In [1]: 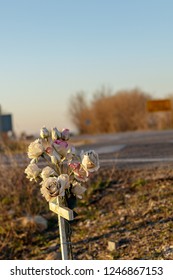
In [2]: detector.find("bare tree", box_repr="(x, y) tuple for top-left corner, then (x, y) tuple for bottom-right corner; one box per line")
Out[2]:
(68, 92), (90, 134)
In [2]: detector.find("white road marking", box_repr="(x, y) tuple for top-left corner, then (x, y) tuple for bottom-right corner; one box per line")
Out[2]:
(100, 158), (173, 163)
(94, 145), (125, 154)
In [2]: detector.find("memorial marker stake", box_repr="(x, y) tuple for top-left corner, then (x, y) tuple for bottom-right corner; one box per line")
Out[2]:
(49, 196), (74, 260)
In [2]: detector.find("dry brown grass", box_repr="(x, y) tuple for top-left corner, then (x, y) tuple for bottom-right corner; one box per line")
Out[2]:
(0, 159), (173, 259)
(0, 138), (28, 154)
(72, 167), (173, 260)
(0, 162), (49, 259)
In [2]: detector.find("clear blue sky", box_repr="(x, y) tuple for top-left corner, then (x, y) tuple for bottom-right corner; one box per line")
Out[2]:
(1, 0), (173, 135)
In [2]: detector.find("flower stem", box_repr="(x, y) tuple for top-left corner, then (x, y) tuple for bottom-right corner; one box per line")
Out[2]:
(42, 153), (61, 175)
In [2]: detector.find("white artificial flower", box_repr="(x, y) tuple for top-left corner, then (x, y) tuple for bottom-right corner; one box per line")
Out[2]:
(24, 163), (41, 181)
(51, 127), (61, 141)
(25, 126), (100, 206)
(40, 166), (57, 180)
(40, 177), (60, 202)
(71, 181), (86, 199)
(40, 174), (70, 201)
(28, 138), (45, 160)
(81, 150), (100, 172)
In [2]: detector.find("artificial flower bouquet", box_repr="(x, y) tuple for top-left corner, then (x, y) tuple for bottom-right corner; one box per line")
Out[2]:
(25, 127), (100, 210)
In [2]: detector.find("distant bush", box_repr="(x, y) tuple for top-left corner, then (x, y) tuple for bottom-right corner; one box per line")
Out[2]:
(69, 88), (152, 134)
(69, 88), (173, 134)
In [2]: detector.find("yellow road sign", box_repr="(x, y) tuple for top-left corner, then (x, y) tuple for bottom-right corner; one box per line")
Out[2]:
(147, 99), (172, 112)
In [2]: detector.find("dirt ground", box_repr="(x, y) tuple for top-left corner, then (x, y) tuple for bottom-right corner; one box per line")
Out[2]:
(71, 166), (173, 260)
(34, 168), (173, 260)
(0, 165), (173, 260)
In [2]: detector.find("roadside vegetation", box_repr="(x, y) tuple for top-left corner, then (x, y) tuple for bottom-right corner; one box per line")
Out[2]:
(0, 138), (28, 154)
(69, 87), (173, 134)
(0, 159), (172, 260)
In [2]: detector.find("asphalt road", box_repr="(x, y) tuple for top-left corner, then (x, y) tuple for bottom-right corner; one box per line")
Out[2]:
(1, 130), (173, 169)
(73, 129), (173, 169)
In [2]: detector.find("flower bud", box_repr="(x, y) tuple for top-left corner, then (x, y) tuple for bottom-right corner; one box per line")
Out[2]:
(40, 126), (49, 139)
(51, 127), (61, 141)
(61, 128), (70, 141)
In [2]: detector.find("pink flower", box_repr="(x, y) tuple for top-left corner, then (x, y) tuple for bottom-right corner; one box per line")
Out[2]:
(46, 146), (52, 154)
(69, 162), (89, 182)
(53, 140), (69, 157)
(69, 162), (80, 170)
(54, 140), (68, 148)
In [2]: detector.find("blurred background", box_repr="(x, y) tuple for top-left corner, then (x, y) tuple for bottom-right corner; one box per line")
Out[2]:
(1, 0), (173, 138)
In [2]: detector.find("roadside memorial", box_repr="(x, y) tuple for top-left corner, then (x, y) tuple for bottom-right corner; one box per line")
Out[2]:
(25, 126), (99, 259)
